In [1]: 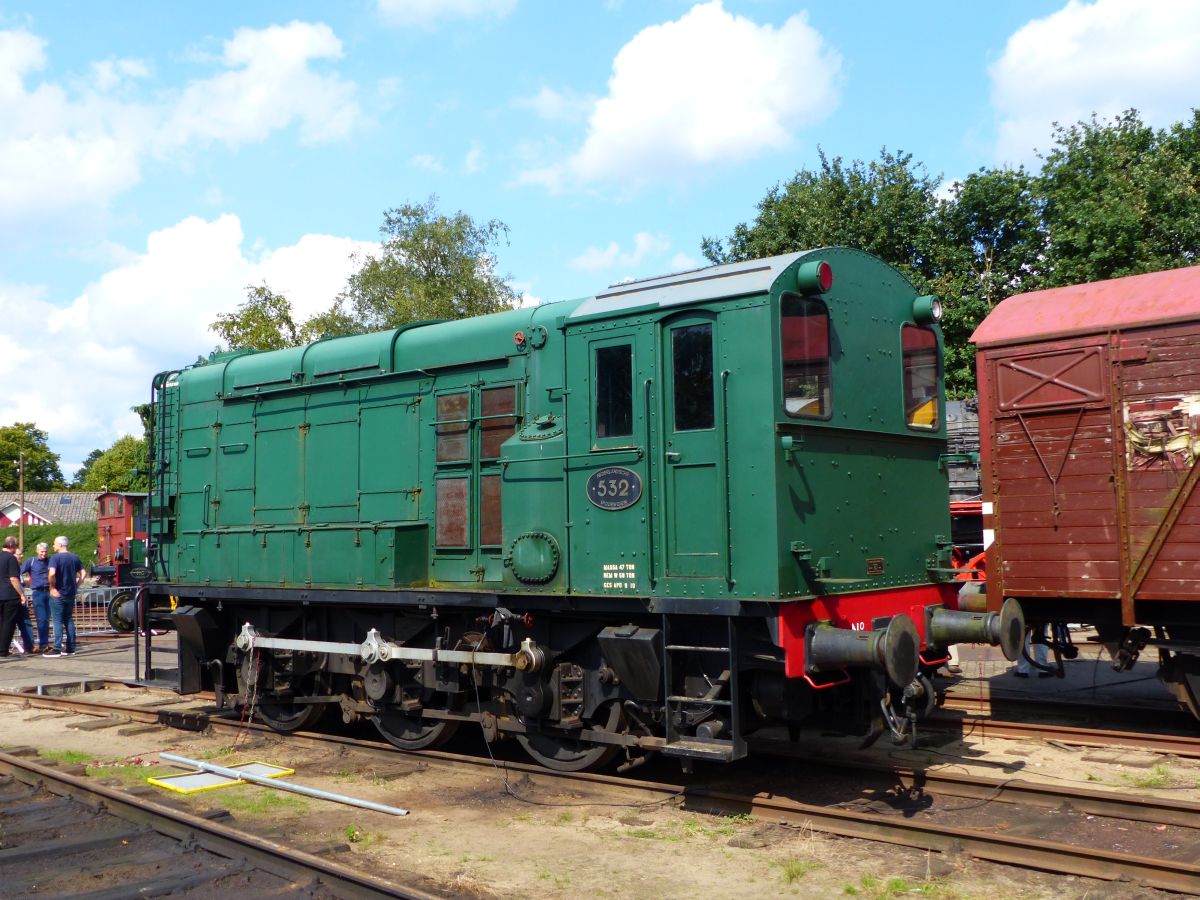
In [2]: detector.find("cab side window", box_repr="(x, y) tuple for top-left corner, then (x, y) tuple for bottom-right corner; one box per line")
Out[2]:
(672, 324), (714, 430)
(902, 324), (940, 429)
(595, 344), (633, 439)
(781, 293), (831, 418)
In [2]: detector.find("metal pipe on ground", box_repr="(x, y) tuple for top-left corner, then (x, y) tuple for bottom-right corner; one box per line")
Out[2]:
(158, 752), (409, 816)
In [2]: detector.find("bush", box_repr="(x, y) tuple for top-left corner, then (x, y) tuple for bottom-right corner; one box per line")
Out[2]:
(1, 522), (99, 561)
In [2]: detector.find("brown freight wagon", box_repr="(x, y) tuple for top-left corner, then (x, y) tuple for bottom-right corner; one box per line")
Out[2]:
(972, 264), (1200, 717)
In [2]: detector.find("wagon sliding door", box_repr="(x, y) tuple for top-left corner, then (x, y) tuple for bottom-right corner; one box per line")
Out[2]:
(987, 341), (1120, 603)
(1116, 325), (1200, 612)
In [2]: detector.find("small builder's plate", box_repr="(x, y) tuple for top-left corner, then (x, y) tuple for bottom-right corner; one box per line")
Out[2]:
(148, 761), (295, 794)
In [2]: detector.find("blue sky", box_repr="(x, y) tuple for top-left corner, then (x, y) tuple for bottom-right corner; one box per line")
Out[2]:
(1, 0), (1198, 476)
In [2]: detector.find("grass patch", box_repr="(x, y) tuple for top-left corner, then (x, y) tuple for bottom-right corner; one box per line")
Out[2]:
(624, 819), (738, 842)
(196, 746), (238, 760)
(778, 860), (823, 883)
(1125, 764), (1171, 789)
(842, 875), (959, 899)
(535, 866), (571, 887)
(41, 749), (95, 766)
(221, 787), (310, 814)
(100, 764), (177, 786)
(626, 828), (672, 841)
(554, 811), (573, 826)
(344, 823), (382, 849)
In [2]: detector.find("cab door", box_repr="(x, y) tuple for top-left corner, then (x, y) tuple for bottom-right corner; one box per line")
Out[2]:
(564, 326), (655, 594)
(660, 313), (727, 579)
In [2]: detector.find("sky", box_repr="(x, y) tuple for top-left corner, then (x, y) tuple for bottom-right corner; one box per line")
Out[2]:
(2, 0), (1199, 478)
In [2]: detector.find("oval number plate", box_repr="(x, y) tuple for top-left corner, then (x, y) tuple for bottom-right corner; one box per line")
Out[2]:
(586, 466), (643, 510)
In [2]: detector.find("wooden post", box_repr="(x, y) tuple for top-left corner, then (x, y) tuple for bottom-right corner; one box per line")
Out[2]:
(17, 451), (24, 554)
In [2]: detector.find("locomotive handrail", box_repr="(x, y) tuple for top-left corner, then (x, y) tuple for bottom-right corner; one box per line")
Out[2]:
(720, 369), (734, 588)
(498, 446), (644, 467)
(644, 378), (657, 588)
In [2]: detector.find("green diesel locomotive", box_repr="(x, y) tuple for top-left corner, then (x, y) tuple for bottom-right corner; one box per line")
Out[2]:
(144, 248), (1020, 770)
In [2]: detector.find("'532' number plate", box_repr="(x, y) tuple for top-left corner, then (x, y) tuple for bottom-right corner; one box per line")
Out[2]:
(585, 466), (643, 510)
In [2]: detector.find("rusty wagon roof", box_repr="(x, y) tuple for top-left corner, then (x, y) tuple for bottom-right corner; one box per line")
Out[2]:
(971, 264), (1200, 349)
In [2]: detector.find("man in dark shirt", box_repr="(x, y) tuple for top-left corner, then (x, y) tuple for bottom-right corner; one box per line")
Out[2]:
(0, 536), (23, 657)
(47, 535), (85, 657)
(20, 542), (51, 653)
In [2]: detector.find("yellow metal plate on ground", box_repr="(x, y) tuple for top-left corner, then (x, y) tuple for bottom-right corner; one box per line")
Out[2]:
(147, 761), (294, 794)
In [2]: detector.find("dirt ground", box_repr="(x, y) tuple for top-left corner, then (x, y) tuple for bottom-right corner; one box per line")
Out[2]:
(2, 689), (1195, 899)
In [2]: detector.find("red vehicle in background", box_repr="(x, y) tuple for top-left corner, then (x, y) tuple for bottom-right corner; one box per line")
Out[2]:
(972, 264), (1200, 717)
(92, 491), (151, 586)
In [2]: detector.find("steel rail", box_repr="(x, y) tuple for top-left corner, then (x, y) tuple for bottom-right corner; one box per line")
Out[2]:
(0, 750), (440, 899)
(751, 741), (1200, 829)
(929, 711), (1200, 759)
(5, 688), (1200, 892)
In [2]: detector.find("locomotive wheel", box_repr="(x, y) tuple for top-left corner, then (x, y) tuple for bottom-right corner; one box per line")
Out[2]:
(373, 703), (461, 751)
(238, 652), (327, 733)
(516, 701), (623, 772)
(256, 695), (327, 732)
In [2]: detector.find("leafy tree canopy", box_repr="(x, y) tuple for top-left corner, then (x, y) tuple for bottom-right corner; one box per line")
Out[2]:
(70, 448), (106, 489)
(78, 435), (148, 492)
(0, 423), (64, 491)
(342, 196), (519, 329)
(212, 284), (307, 352)
(210, 198), (518, 352)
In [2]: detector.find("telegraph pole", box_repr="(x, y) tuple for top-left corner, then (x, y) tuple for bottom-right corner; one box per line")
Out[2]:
(17, 451), (25, 553)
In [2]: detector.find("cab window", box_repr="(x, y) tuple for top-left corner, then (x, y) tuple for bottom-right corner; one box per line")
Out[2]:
(595, 344), (633, 439)
(902, 324), (940, 429)
(781, 294), (830, 418)
(672, 324), (714, 430)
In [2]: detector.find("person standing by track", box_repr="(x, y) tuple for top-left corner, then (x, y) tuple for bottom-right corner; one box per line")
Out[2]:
(20, 542), (51, 654)
(46, 535), (85, 657)
(0, 536), (24, 657)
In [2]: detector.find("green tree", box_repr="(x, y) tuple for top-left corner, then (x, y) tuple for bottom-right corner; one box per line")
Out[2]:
(211, 199), (518, 351)
(70, 448), (106, 488)
(1039, 109), (1200, 286)
(212, 284), (304, 351)
(0, 423), (64, 490)
(342, 196), (519, 329)
(702, 148), (943, 287)
(934, 167), (1048, 394)
(78, 435), (148, 492)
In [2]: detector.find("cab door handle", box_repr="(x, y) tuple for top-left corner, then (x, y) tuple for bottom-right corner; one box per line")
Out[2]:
(665, 451), (682, 463)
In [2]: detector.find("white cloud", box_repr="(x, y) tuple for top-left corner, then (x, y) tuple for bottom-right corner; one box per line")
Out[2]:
(0, 22), (362, 230)
(0, 216), (371, 475)
(520, 1), (841, 191)
(513, 86), (594, 123)
(509, 281), (543, 308)
(378, 0), (516, 28)
(990, 0), (1200, 163)
(669, 252), (699, 272)
(570, 232), (672, 272)
(0, 28), (150, 228)
(90, 58), (150, 92)
(409, 153), (444, 173)
(464, 146), (483, 174)
(163, 21), (360, 148)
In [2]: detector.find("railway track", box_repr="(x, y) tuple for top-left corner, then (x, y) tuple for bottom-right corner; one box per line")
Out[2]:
(3, 685), (1200, 893)
(929, 693), (1200, 758)
(0, 748), (439, 898)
